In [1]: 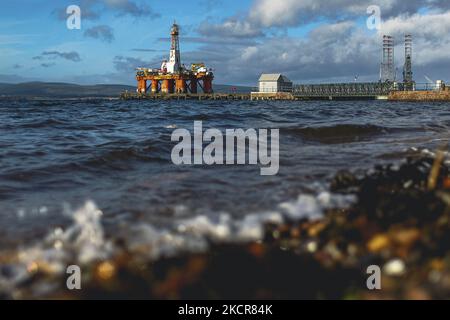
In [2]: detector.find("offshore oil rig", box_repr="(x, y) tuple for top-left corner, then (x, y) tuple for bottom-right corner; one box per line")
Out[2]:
(135, 23), (214, 95)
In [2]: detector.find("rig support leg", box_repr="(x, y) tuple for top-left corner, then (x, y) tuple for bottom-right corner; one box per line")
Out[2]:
(151, 80), (159, 94)
(137, 79), (147, 94)
(168, 80), (175, 94)
(161, 79), (170, 94)
(190, 79), (198, 94)
(203, 77), (213, 94)
(175, 79), (186, 93)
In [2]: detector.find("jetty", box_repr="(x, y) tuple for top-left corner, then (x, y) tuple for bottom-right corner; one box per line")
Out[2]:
(120, 92), (251, 101)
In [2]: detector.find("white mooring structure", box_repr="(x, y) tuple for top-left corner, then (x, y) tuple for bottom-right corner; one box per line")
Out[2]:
(258, 74), (293, 93)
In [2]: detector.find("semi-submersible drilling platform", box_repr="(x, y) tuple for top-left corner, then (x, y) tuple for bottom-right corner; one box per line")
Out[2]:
(135, 23), (214, 96)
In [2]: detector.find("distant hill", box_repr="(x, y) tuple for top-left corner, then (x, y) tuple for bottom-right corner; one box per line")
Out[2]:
(213, 84), (254, 94)
(0, 82), (135, 98)
(0, 82), (253, 98)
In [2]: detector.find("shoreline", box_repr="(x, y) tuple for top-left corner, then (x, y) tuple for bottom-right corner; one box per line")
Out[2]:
(2, 152), (450, 299)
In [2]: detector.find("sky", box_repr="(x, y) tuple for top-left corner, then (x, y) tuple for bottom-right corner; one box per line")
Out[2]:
(1, 0), (450, 86)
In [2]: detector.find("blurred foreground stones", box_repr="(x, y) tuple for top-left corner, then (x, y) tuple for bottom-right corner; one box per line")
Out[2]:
(3, 156), (450, 299)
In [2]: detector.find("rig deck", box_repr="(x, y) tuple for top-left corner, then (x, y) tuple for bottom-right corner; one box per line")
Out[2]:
(120, 92), (252, 101)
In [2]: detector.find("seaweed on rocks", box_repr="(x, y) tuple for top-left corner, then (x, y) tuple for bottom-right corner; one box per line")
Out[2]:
(331, 157), (450, 226)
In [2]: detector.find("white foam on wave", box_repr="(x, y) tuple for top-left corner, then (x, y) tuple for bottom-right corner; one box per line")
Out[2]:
(175, 210), (284, 243)
(0, 192), (356, 296)
(125, 224), (207, 260)
(279, 192), (356, 220)
(124, 211), (284, 261)
(122, 191), (356, 262)
(0, 200), (112, 296)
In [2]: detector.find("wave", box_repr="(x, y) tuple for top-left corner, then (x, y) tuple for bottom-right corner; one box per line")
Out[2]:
(85, 146), (168, 167)
(32, 101), (65, 107)
(282, 124), (393, 144)
(0, 140), (170, 183)
(0, 191), (356, 296)
(19, 119), (68, 129)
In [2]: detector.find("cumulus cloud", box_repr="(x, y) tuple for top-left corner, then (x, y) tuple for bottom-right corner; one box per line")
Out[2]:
(54, 0), (160, 21)
(41, 63), (56, 68)
(113, 56), (149, 72)
(101, 0), (159, 18)
(218, 23), (375, 83)
(42, 51), (82, 62)
(131, 48), (159, 52)
(84, 25), (115, 43)
(198, 19), (264, 38)
(200, 0), (450, 39)
(380, 11), (450, 40)
(252, 0), (450, 27)
(198, 0), (224, 12)
(158, 36), (257, 46)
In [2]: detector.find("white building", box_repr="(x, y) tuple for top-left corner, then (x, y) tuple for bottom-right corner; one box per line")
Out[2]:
(258, 74), (293, 93)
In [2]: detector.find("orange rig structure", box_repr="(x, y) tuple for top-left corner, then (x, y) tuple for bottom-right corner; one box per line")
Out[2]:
(136, 23), (214, 95)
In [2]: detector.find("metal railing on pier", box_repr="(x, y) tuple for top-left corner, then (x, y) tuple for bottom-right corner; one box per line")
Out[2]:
(293, 82), (393, 97)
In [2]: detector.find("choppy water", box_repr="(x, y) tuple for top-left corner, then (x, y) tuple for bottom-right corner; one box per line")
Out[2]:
(0, 98), (450, 259)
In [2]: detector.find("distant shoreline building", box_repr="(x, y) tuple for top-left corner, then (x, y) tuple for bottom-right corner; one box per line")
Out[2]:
(258, 74), (293, 93)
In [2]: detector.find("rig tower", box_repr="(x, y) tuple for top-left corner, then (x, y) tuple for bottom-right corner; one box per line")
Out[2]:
(380, 35), (395, 82)
(403, 34), (414, 90)
(167, 23), (181, 74)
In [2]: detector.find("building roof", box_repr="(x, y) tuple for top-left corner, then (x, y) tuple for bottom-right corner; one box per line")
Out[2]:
(259, 74), (292, 83)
